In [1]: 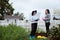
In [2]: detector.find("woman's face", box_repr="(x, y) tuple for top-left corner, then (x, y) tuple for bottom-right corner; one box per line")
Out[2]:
(45, 10), (48, 15)
(33, 12), (36, 16)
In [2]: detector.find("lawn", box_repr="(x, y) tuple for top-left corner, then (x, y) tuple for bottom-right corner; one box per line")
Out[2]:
(0, 24), (47, 40)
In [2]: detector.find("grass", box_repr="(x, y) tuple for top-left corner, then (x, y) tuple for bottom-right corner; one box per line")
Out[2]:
(0, 24), (47, 40)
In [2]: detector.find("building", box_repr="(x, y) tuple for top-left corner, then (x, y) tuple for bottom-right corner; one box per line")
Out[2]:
(0, 15), (23, 25)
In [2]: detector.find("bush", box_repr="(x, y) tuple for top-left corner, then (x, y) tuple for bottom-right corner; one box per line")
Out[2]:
(0, 24), (47, 40)
(0, 24), (29, 40)
(49, 25), (60, 40)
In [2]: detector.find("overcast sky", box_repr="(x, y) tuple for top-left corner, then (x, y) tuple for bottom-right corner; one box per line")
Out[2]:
(9, 0), (60, 19)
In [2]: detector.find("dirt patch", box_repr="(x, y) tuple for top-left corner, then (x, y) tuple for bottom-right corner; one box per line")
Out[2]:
(35, 33), (47, 37)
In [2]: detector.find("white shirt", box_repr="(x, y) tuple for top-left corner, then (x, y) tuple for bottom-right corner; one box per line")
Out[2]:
(29, 13), (40, 23)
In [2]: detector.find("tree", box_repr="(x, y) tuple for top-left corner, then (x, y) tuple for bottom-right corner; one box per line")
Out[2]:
(19, 13), (25, 20)
(0, 0), (14, 20)
(14, 12), (19, 16)
(14, 12), (25, 20)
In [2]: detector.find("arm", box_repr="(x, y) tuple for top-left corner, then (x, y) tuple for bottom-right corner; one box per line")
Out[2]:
(35, 19), (39, 21)
(29, 16), (37, 22)
(53, 17), (60, 20)
(30, 17), (39, 22)
(45, 14), (51, 21)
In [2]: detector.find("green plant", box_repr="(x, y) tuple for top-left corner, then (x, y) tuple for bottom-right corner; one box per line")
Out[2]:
(0, 24), (47, 40)
(49, 25), (60, 40)
(0, 24), (29, 40)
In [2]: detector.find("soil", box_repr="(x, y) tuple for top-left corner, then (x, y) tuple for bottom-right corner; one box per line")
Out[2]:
(35, 33), (47, 37)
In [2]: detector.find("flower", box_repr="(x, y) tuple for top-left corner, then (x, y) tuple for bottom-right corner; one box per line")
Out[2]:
(37, 35), (47, 39)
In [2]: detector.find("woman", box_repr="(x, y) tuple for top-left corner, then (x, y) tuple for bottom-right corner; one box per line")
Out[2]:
(43, 9), (51, 36)
(30, 10), (39, 39)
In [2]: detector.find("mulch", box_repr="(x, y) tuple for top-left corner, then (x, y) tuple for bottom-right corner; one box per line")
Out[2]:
(35, 33), (47, 37)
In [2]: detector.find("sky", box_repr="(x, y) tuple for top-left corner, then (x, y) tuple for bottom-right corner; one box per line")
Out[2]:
(9, 0), (60, 19)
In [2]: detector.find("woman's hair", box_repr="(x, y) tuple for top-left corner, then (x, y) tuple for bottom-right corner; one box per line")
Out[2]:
(46, 9), (50, 14)
(32, 10), (37, 16)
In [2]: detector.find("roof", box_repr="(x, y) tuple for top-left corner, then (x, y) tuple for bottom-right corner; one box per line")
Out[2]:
(4, 15), (20, 19)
